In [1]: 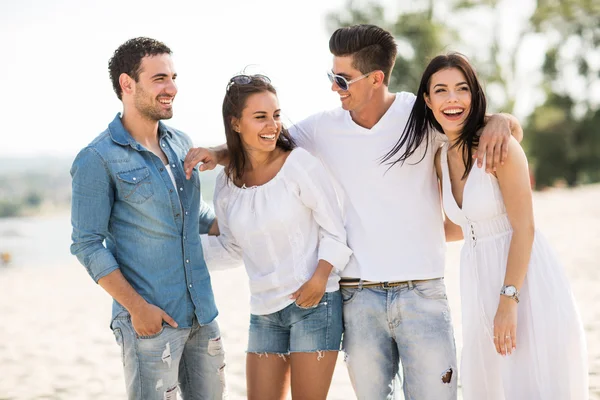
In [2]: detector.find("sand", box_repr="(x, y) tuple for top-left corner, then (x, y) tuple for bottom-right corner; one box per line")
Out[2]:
(0, 184), (598, 399)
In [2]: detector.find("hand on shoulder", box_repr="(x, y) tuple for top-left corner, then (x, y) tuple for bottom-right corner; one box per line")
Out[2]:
(494, 137), (528, 179)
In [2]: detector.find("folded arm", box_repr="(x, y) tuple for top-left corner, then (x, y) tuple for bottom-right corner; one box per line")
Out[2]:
(290, 154), (353, 307)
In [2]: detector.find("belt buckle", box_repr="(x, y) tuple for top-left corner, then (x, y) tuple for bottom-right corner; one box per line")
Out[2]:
(382, 281), (391, 289)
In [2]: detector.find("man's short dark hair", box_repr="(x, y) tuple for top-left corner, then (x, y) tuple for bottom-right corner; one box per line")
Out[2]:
(329, 24), (397, 86)
(108, 37), (172, 100)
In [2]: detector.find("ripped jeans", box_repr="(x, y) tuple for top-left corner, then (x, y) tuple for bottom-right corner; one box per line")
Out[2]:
(111, 314), (226, 400)
(341, 279), (457, 400)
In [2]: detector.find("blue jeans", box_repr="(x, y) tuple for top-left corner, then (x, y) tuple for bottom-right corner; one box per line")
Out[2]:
(247, 291), (343, 354)
(341, 278), (457, 400)
(111, 314), (226, 400)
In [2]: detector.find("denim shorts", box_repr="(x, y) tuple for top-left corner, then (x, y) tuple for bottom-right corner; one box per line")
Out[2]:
(247, 290), (343, 354)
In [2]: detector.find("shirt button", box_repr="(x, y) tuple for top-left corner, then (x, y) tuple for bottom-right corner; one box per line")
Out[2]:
(160, 167), (164, 172)
(185, 211), (188, 215)
(179, 187), (183, 191)
(170, 189), (173, 193)
(175, 213), (180, 217)
(172, 164), (176, 168)
(162, 143), (166, 147)
(132, 177), (136, 181)
(186, 259), (190, 263)
(189, 284), (192, 288)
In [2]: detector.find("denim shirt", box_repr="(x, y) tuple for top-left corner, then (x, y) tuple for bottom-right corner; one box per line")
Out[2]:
(70, 113), (218, 328)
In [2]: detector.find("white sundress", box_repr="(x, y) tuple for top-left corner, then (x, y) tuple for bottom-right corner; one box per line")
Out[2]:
(439, 143), (588, 400)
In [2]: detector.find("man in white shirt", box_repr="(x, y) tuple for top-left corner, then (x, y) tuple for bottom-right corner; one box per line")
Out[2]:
(185, 24), (522, 400)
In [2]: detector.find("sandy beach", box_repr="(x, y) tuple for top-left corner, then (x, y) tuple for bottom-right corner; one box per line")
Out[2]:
(1, 184), (599, 399)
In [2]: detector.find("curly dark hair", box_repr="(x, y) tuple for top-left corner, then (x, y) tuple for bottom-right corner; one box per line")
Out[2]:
(108, 37), (172, 100)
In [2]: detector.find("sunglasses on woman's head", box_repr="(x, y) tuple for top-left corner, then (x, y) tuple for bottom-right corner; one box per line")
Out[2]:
(227, 74), (271, 91)
(327, 70), (377, 91)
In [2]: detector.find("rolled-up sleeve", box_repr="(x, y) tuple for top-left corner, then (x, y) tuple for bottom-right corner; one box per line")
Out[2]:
(198, 194), (216, 235)
(70, 147), (119, 282)
(292, 152), (352, 272)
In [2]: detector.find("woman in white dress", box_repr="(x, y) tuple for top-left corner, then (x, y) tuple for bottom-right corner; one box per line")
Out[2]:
(385, 53), (588, 399)
(196, 74), (352, 400)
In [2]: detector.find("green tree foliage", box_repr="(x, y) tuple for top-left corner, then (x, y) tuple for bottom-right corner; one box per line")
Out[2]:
(525, 95), (580, 187)
(451, 0), (531, 114)
(526, 0), (600, 187)
(25, 192), (43, 208)
(0, 201), (22, 218)
(327, 0), (600, 187)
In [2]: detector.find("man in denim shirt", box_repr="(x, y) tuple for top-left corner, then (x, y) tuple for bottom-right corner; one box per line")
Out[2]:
(70, 38), (225, 400)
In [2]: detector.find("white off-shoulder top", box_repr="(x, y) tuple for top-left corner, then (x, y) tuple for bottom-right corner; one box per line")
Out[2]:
(202, 148), (352, 315)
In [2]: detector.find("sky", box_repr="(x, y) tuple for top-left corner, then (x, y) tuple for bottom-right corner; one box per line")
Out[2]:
(0, 0), (558, 158)
(0, 0), (349, 157)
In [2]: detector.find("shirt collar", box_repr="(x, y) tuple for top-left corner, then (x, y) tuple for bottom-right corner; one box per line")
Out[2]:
(108, 113), (173, 147)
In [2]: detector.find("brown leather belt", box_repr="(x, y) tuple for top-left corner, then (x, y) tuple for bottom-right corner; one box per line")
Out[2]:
(339, 278), (431, 289)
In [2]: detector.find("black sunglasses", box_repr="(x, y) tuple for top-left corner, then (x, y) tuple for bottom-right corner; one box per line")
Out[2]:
(227, 74), (271, 91)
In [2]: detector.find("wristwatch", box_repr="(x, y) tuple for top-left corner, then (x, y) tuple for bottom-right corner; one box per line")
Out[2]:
(500, 285), (520, 303)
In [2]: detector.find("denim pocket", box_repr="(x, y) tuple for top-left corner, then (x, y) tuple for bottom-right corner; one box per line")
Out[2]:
(340, 287), (359, 305)
(413, 279), (448, 300)
(112, 327), (125, 365)
(294, 292), (329, 309)
(116, 166), (154, 204)
(137, 325), (166, 340)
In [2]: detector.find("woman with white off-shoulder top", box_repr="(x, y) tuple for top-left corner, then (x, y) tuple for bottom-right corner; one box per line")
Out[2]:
(197, 74), (351, 400)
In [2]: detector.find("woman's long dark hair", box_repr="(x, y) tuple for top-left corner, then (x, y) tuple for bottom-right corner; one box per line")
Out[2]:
(382, 53), (487, 178)
(222, 76), (296, 182)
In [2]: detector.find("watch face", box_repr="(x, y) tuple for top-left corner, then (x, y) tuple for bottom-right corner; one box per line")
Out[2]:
(504, 286), (517, 296)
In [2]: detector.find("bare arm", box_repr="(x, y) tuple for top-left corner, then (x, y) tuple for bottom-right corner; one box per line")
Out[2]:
(492, 137), (535, 356)
(476, 113), (524, 173)
(434, 148), (464, 242)
(499, 113), (523, 143)
(184, 144), (229, 179)
(208, 219), (220, 236)
(98, 270), (178, 336)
